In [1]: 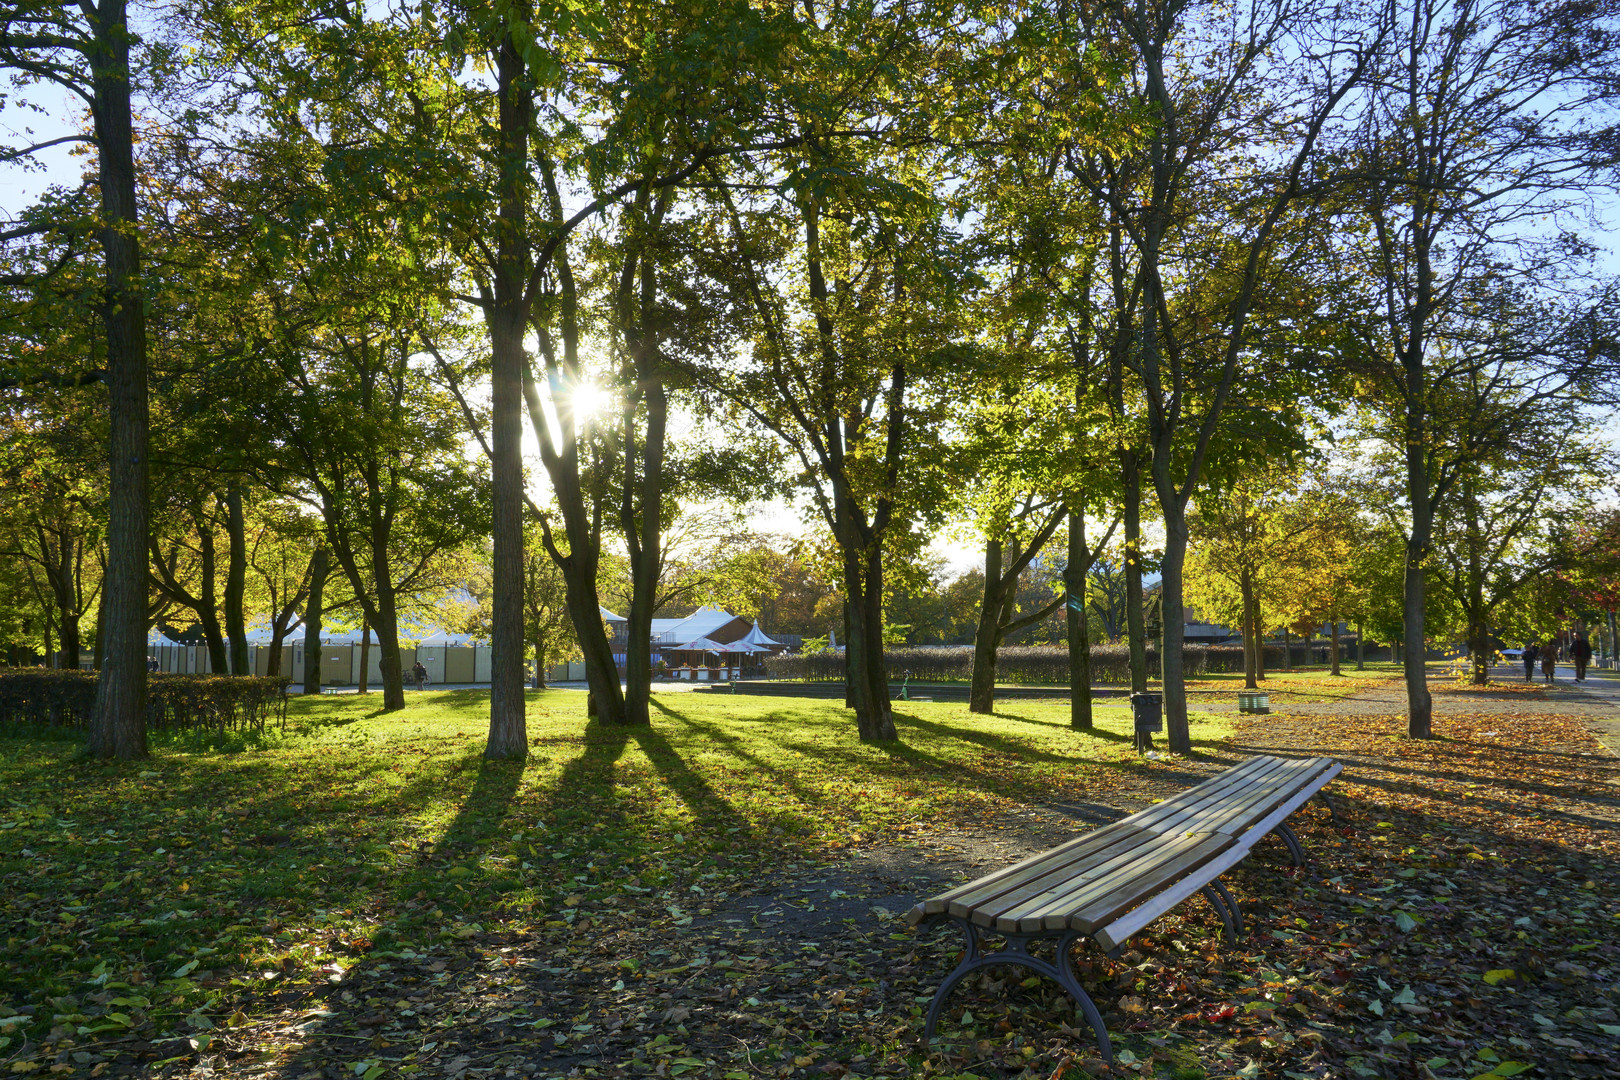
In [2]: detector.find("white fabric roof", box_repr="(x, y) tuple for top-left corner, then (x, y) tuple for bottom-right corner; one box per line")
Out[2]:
(652, 606), (738, 642)
(740, 622), (780, 647)
(600, 606), (627, 623)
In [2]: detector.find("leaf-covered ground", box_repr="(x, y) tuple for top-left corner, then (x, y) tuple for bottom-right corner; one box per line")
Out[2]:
(3, 674), (1616, 1080)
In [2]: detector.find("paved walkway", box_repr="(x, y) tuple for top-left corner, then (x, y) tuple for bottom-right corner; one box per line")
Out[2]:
(1566, 665), (1620, 759)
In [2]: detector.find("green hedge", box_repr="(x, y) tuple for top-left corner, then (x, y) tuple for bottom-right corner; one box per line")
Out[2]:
(761, 643), (1272, 684)
(0, 670), (289, 735)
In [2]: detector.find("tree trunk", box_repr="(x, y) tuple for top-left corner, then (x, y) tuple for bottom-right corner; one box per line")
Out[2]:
(1066, 507), (1093, 730)
(1158, 509), (1192, 753)
(196, 526), (228, 674)
(225, 485), (249, 675)
(1356, 620), (1365, 670)
(1468, 616), (1490, 685)
(1283, 626), (1292, 671)
(366, 521), (407, 711)
(1608, 609), (1617, 667)
(969, 539), (1007, 714)
(1241, 571), (1258, 689)
(1330, 613), (1342, 676)
(534, 639), (546, 689)
(842, 599), (854, 710)
(619, 203), (670, 730)
(92, 588), (106, 671)
(88, 0), (149, 760)
(482, 26), (531, 754)
(838, 530), (895, 740)
(302, 547), (328, 695)
(358, 618), (370, 694)
(1122, 450), (1148, 694)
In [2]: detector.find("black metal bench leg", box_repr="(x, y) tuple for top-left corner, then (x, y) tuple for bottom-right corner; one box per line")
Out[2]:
(1273, 823), (1307, 867)
(1314, 790), (1339, 823)
(921, 922), (1112, 1063)
(1199, 884), (1238, 946)
(1210, 879), (1244, 941)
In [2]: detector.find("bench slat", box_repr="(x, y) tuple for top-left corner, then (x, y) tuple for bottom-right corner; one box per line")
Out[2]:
(995, 831), (1225, 933)
(1161, 757), (1321, 835)
(1067, 833), (1236, 933)
(946, 828), (1151, 923)
(1137, 757), (1302, 835)
(1198, 759), (1336, 836)
(907, 817), (1143, 924)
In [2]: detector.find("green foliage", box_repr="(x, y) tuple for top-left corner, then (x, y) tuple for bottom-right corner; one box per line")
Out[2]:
(0, 672), (288, 737)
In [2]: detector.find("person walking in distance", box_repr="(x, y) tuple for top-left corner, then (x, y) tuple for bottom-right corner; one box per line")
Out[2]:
(412, 659), (429, 690)
(1523, 642), (1538, 682)
(1572, 633), (1593, 683)
(1541, 639), (1558, 683)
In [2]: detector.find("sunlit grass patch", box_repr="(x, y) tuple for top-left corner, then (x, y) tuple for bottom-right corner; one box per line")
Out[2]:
(0, 690), (1231, 1049)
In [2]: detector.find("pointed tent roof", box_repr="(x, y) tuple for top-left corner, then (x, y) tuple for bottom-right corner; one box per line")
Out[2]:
(740, 622), (780, 647)
(600, 607), (628, 624)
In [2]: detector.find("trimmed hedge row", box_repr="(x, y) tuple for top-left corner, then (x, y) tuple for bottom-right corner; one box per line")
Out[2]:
(0, 670), (289, 735)
(761, 642), (1337, 685)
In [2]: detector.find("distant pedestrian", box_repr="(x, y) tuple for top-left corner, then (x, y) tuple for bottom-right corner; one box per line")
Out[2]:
(1523, 643), (1538, 682)
(412, 660), (429, 689)
(1541, 642), (1557, 683)
(146, 655), (159, 673)
(1572, 634), (1593, 682)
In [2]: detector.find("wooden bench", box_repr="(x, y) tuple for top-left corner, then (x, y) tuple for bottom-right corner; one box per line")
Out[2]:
(906, 754), (1341, 1061)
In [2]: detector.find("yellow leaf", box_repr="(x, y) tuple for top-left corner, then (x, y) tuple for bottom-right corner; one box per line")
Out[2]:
(1482, 969), (1516, 985)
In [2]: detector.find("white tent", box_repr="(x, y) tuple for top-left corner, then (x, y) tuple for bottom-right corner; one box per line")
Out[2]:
(740, 622), (780, 648)
(415, 630), (482, 646)
(672, 636), (749, 654)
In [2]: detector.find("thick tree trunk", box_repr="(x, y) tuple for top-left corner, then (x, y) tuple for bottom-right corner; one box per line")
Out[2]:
(267, 629), (284, 677)
(302, 547), (328, 694)
(483, 28), (531, 755)
(88, 0), (149, 760)
(1158, 510), (1192, 753)
(841, 537), (896, 741)
(1122, 451), (1148, 694)
(534, 639), (546, 689)
(1066, 507), (1093, 730)
(969, 539), (1006, 714)
(358, 618), (370, 695)
(225, 485), (249, 675)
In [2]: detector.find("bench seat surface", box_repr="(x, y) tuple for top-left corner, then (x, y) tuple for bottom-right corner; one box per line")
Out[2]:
(908, 755), (1338, 935)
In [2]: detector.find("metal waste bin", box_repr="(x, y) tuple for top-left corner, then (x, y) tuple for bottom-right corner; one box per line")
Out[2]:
(1130, 692), (1163, 733)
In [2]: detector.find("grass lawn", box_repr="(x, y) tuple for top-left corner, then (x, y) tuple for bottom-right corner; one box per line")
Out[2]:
(0, 691), (1232, 1074)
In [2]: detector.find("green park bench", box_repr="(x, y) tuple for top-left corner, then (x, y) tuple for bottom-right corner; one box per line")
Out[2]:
(906, 754), (1342, 1062)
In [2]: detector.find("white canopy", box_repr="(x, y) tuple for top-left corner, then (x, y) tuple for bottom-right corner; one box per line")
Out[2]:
(740, 622), (780, 648)
(672, 636), (750, 654)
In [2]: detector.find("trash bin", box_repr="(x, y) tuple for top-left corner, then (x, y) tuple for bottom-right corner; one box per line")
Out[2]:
(1130, 693), (1163, 733)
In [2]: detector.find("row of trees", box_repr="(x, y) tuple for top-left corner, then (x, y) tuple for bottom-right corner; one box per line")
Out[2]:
(2, 0), (1617, 757)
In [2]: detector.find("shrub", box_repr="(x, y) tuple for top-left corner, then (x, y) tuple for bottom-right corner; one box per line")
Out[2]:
(0, 671), (289, 736)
